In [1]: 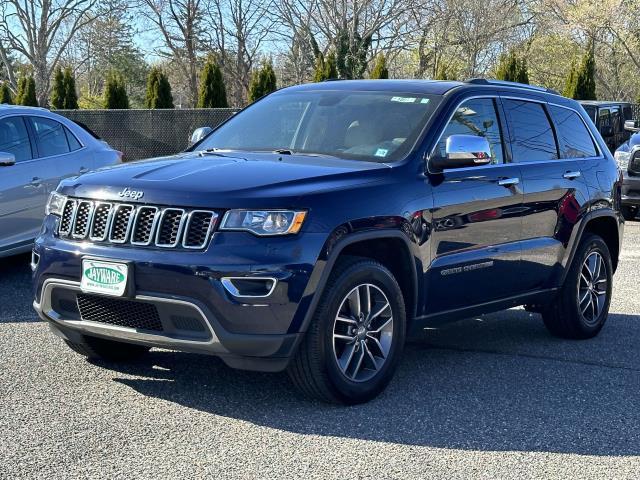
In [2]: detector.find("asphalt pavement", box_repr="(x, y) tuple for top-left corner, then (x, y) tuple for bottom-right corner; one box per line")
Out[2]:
(2, 224), (640, 479)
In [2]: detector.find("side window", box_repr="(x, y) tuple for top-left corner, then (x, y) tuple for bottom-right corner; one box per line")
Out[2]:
(548, 106), (598, 159)
(610, 108), (621, 134)
(599, 109), (611, 133)
(0, 116), (32, 162)
(28, 116), (70, 157)
(64, 126), (82, 151)
(502, 99), (558, 162)
(437, 98), (504, 164)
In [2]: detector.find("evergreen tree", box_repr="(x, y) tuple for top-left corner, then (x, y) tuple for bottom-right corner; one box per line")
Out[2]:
(434, 62), (457, 81)
(197, 58), (228, 108)
(0, 82), (12, 104)
(103, 72), (129, 109)
(248, 61), (277, 102)
(563, 60), (578, 98)
(145, 67), (174, 108)
(495, 51), (529, 84)
(18, 76), (38, 106)
(336, 29), (371, 79)
(63, 67), (79, 109)
(50, 67), (65, 109)
(313, 53), (327, 82)
(14, 76), (26, 105)
(516, 58), (529, 84)
(495, 51), (519, 82)
(573, 46), (596, 100)
(370, 54), (389, 79)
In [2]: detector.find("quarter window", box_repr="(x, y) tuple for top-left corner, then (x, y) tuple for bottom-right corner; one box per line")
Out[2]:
(549, 106), (598, 159)
(0, 116), (32, 162)
(437, 98), (504, 164)
(502, 99), (558, 162)
(65, 127), (82, 151)
(29, 116), (70, 157)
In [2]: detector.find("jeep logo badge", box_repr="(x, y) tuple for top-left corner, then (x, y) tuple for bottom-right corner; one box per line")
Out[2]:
(118, 187), (144, 200)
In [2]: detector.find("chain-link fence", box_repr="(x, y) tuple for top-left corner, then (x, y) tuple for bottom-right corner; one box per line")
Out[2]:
(631, 104), (640, 121)
(57, 109), (239, 161)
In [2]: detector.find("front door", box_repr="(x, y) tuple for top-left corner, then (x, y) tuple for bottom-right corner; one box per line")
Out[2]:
(426, 97), (525, 314)
(0, 116), (45, 251)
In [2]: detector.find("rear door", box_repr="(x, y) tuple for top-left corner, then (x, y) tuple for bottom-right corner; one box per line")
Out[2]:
(26, 115), (88, 195)
(501, 98), (592, 291)
(426, 96), (525, 313)
(0, 115), (45, 250)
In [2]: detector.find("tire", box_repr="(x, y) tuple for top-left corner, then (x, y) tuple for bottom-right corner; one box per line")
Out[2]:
(621, 206), (637, 221)
(64, 335), (151, 362)
(288, 256), (406, 404)
(542, 233), (613, 339)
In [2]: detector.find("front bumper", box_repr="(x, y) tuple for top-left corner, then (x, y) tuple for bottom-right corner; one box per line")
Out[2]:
(32, 215), (328, 372)
(622, 171), (640, 206)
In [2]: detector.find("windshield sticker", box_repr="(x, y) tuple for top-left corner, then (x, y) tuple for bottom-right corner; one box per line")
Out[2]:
(420, 98), (430, 104)
(375, 148), (389, 157)
(391, 96), (417, 103)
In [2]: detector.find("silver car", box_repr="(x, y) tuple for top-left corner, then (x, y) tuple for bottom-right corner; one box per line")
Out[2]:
(0, 105), (121, 257)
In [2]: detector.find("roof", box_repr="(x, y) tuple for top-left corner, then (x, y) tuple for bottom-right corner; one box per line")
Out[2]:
(277, 79), (570, 99)
(278, 79), (465, 95)
(0, 104), (48, 113)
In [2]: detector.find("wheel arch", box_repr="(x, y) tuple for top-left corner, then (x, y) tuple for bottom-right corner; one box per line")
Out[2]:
(561, 209), (622, 284)
(290, 227), (421, 335)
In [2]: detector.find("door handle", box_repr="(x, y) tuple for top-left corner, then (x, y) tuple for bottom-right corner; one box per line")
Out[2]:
(79, 167), (89, 174)
(497, 177), (520, 187)
(563, 171), (581, 180)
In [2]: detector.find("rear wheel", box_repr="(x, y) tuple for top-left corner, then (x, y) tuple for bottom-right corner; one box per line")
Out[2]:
(64, 335), (150, 361)
(288, 257), (406, 404)
(542, 233), (612, 339)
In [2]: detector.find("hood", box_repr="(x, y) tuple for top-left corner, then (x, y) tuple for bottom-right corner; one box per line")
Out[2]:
(58, 151), (391, 208)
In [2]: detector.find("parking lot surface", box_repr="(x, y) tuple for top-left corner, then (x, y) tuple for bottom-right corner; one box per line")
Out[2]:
(2, 224), (640, 479)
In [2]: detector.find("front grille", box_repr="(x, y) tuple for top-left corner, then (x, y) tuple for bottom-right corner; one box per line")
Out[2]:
(76, 293), (163, 331)
(72, 201), (93, 238)
(57, 198), (217, 250)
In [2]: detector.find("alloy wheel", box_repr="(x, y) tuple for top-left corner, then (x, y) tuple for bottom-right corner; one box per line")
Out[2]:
(578, 251), (608, 325)
(332, 283), (393, 383)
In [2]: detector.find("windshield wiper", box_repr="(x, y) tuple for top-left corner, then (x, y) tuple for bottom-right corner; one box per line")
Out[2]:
(272, 148), (293, 155)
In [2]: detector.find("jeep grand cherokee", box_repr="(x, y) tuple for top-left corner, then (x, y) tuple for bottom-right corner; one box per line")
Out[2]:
(32, 79), (623, 404)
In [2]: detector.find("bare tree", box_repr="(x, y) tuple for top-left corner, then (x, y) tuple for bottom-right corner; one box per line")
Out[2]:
(140, 0), (204, 107)
(0, 0), (97, 105)
(204, 0), (275, 106)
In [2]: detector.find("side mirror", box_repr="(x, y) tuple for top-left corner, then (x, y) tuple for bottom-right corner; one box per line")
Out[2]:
(189, 126), (213, 147)
(430, 135), (493, 171)
(0, 152), (15, 166)
(624, 120), (640, 132)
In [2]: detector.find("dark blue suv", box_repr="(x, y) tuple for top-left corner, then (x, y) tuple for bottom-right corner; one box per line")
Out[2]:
(32, 79), (624, 404)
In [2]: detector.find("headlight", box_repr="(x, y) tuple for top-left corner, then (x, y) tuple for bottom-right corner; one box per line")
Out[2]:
(46, 192), (67, 216)
(614, 150), (631, 170)
(220, 210), (307, 235)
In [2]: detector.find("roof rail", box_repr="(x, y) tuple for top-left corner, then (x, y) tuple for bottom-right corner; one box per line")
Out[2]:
(465, 78), (560, 96)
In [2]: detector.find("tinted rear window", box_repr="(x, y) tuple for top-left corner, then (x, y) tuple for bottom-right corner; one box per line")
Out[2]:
(549, 106), (598, 158)
(502, 99), (558, 162)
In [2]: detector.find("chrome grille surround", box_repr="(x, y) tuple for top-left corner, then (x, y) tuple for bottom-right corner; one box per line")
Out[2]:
(56, 198), (217, 250)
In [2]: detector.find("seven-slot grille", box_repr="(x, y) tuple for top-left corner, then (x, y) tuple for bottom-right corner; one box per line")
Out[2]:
(58, 198), (217, 249)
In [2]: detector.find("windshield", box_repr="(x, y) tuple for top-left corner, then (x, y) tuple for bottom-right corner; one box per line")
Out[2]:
(196, 90), (441, 162)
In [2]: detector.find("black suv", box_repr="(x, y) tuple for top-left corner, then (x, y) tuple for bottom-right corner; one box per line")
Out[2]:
(580, 101), (634, 152)
(33, 79), (623, 404)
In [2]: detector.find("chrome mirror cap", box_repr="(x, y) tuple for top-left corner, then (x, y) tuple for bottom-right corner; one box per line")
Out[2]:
(189, 127), (213, 147)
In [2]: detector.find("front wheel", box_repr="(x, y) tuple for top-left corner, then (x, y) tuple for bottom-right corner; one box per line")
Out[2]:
(542, 233), (613, 339)
(288, 257), (406, 404)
